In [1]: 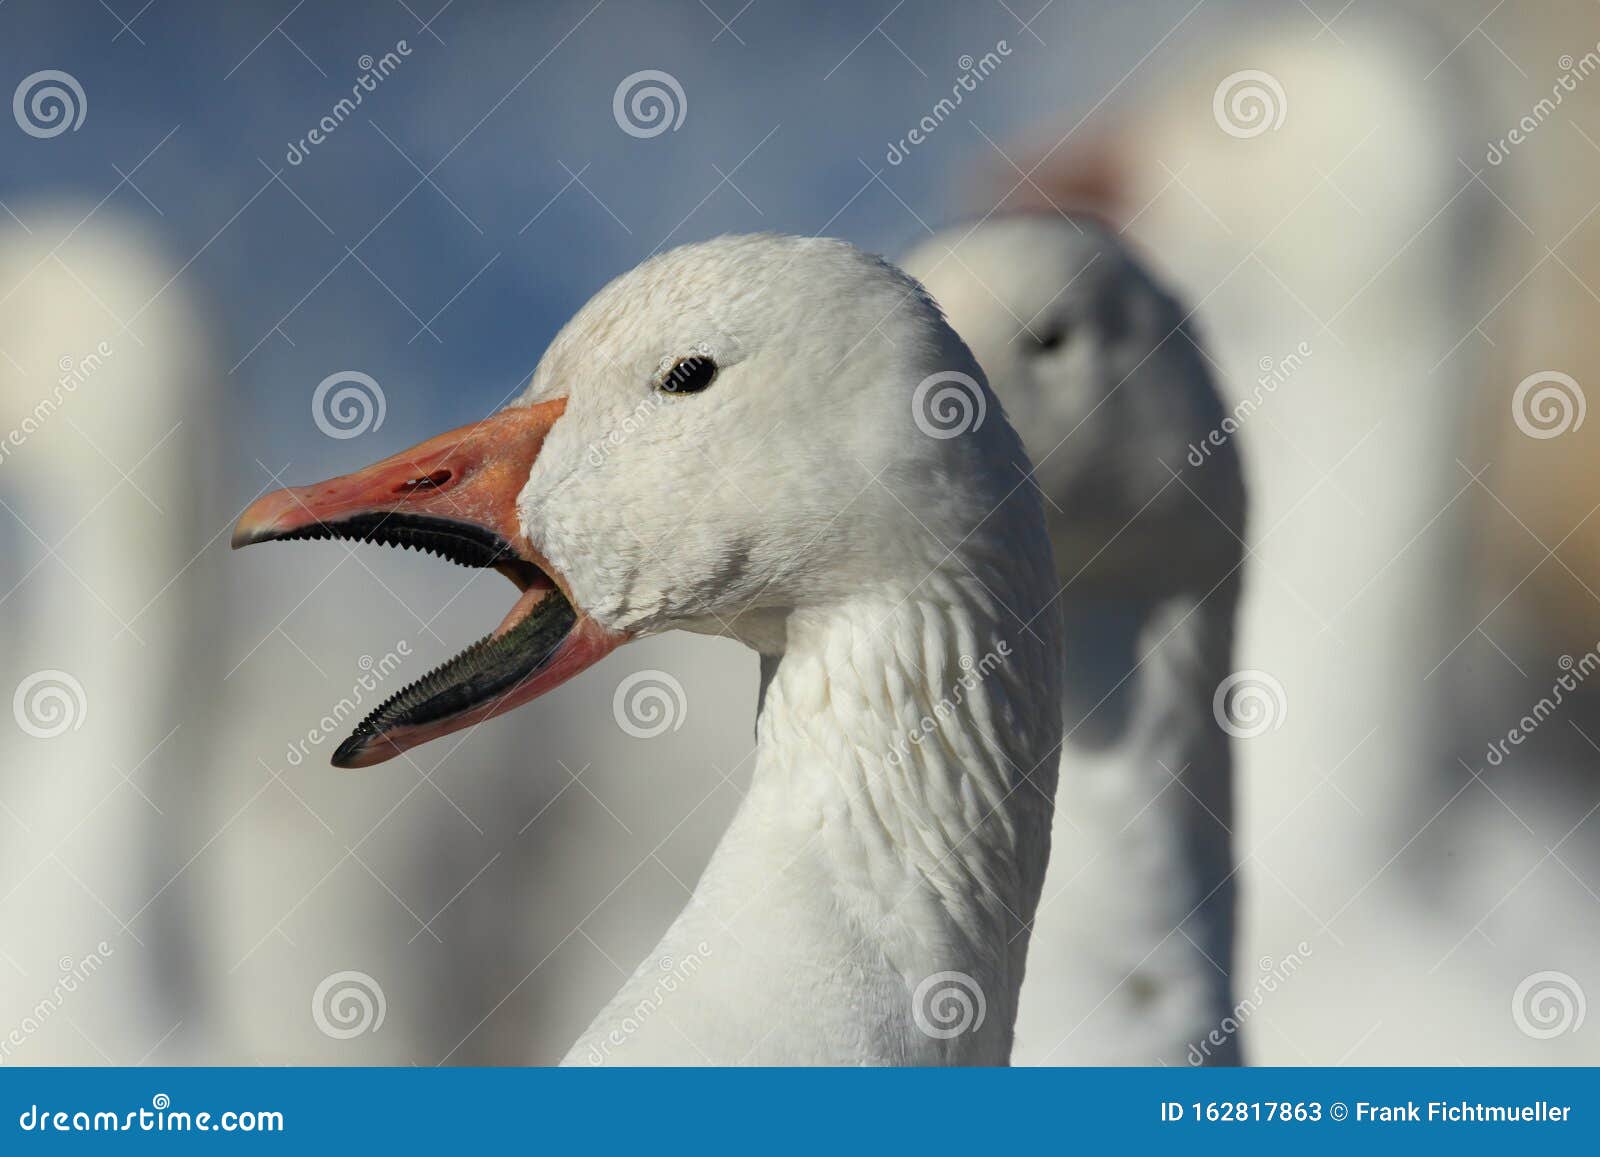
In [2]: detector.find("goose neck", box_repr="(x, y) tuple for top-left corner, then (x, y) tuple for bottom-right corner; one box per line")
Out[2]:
(731, 576), (1063, 1056)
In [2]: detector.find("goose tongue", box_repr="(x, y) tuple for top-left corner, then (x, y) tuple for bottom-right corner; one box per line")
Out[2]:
(231, 398), (627, 768)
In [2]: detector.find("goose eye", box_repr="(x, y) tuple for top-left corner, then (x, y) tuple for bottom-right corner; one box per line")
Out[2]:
(658, 355), (718, 395)
(1031, 324), (1069, 353)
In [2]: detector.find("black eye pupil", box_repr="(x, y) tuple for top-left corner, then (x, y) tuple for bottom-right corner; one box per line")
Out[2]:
(660, 355), (717, 394)
(1033, 326), (1067, 352)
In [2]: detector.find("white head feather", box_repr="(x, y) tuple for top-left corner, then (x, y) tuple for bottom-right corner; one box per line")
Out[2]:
(527, 234), (1065, 1064)
(520, 233), (1055, 647)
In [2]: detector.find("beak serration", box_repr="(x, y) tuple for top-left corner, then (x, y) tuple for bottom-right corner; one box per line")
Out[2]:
(331, 587), (578, 768)
(250, 512), (513, 569)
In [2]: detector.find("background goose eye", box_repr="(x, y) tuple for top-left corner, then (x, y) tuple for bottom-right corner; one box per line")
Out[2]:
(1031, 323), (1069, 353)
(659, 355), (718, 394)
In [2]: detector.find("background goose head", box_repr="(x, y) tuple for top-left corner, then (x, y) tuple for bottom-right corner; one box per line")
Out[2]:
(235, 233), (1056, 773)
(901, 214), (1245, 599)
(902, 214), (1247, 1065)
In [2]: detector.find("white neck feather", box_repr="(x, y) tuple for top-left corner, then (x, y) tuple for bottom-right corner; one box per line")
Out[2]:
(566, 570), (1062, 1066)
(1015, 585), (1239, 1065)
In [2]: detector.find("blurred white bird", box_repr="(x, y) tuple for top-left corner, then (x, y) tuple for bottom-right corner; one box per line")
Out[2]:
(987, 7), (1558, 1063)
(235, 234), (1066, 1065)
(903, 214), (1245, 1065)
(0, 209), (223, 1064)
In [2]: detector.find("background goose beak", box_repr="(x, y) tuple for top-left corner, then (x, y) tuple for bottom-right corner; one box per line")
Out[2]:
(231, 397), (627, 767)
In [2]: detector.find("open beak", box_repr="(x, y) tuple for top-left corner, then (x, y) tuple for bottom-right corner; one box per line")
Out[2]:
(232, 398), (625, 768)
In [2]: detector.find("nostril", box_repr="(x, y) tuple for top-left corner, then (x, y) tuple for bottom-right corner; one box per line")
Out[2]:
(397, 469), (451, 493)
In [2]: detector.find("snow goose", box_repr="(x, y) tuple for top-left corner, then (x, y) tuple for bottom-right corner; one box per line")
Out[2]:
(990, 10), (1516, 1062)
(233, 234), (1065, 1065)
(902, 215), (1245, 1065)
(0, 211), (222, 1063)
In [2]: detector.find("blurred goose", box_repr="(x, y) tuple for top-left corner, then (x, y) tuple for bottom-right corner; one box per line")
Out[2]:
(233, 234), (1065, 1065)
(903, 215), (1245, 1065)
(988, 8), (1508, 1062)
(0, 211), (222, 1063)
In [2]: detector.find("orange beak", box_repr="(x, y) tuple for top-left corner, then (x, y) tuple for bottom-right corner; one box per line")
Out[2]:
(233, 398), (625, 768)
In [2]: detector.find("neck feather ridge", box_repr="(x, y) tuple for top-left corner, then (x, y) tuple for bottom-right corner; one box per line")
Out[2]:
(739, 568), (1063, 1059)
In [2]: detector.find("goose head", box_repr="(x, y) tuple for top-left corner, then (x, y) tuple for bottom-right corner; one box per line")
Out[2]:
(234, 234), (1039, 768)
(901, 214), (1244, 596)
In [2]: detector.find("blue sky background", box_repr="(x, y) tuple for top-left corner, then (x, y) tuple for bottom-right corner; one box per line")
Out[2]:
(0, 0), (1214, 483)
